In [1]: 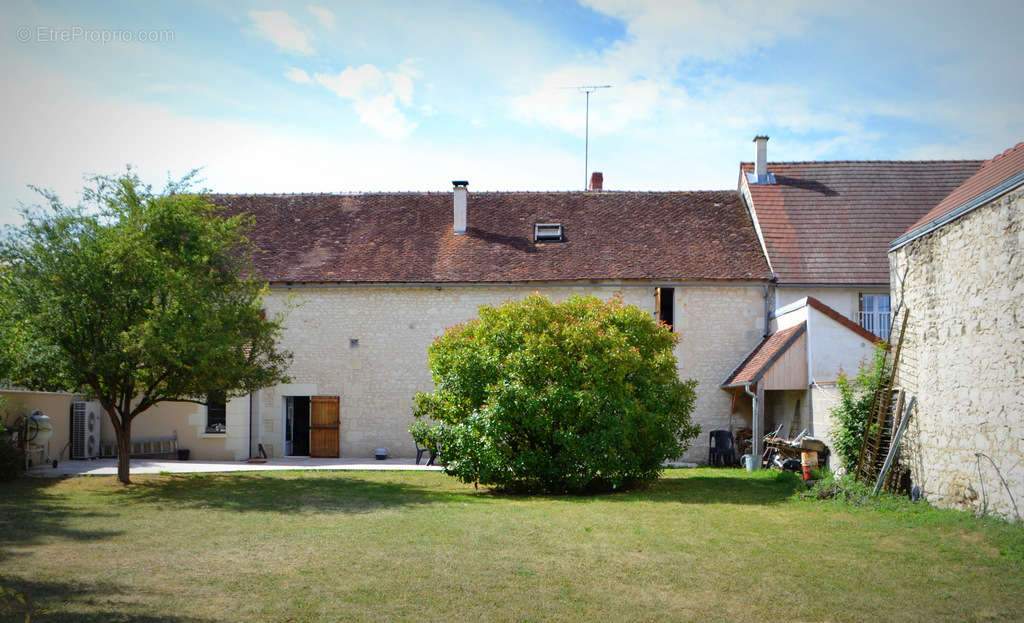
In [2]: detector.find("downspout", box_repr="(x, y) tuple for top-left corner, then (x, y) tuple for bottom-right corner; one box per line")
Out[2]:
(248, 392), (253, 459)
(743, 382), (761, 470)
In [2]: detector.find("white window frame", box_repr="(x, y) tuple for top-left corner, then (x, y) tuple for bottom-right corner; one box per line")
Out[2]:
(857, 293), (891, 340)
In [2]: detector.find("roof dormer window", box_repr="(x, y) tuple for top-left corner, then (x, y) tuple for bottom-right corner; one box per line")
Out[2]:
(534, 223), (564, 242)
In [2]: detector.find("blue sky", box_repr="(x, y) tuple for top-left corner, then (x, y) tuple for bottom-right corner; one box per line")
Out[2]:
(1, 0), (1021, 225)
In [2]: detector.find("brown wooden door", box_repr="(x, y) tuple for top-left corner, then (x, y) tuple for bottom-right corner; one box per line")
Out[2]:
(309, 396), (340, 458)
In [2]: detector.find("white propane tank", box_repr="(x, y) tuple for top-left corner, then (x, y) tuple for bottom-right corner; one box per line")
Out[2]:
(27, 410), (54, 447)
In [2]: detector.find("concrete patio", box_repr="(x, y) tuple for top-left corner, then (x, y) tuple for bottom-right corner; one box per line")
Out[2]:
(27, 456), (444, 477)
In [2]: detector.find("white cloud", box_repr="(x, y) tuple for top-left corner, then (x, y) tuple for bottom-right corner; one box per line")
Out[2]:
(0, 59), (581, 228)
(308, 5), (336, 30)
(314, 60), (422, 139)
(284, 67), (312, 84)
(315, 64), (385, 100)
(249, 10), (314, 55)
(511, 1), (831, 138)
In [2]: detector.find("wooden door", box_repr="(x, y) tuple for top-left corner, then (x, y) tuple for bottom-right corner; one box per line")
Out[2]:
(310, 396), (340, 458)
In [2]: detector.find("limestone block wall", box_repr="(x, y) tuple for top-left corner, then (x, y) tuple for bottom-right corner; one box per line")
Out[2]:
(674, 285), (767, 460)
(256, 282), (766, 461)
(890, 186), (1023, 520)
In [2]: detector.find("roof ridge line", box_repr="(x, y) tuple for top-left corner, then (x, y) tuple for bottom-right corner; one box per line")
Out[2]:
(210, 189), (741, 197)
(984, 141), (1024, 165)
(740, 159), (987, 166)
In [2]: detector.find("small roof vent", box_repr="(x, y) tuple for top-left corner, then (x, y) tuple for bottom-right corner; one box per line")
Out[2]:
(534, 223), (563, 242)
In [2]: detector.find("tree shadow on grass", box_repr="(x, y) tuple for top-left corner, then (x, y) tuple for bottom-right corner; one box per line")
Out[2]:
(0, 575), (216, 623)
(0, 478), (121, 557)
(476, 469), (805, 506)
(105, 472), (479, 515)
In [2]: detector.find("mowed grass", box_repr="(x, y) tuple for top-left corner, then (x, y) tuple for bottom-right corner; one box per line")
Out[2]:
(1, 469), (1022, 622)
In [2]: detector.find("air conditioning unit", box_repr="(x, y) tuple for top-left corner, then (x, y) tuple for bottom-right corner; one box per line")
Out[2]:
(70, 400), (101, 459)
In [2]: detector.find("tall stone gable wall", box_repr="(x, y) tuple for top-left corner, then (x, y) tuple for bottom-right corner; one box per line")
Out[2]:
(890, 186), (1023, 519)
(254, 283), (766, 461)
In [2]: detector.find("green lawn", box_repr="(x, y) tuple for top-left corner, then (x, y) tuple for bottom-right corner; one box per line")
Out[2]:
(1, 469), (1021, 622)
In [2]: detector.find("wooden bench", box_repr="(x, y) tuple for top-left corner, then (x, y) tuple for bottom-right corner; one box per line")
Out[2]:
(101, 432), (179, 459)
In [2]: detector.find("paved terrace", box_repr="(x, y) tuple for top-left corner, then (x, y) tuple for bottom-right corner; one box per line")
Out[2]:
(28, 457), (445, 477)
(28, 457), (698, 477)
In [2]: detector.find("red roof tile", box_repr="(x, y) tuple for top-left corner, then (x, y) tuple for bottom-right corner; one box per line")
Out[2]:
(213, 191), (772, 284)
(721, 323), (806, 387)
(741, 160), (982, 285)
(901, 141), (1024, 239)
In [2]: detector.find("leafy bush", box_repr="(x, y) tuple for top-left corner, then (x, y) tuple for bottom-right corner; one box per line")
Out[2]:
(411, 294), (699, 493)
(829, 342), (890, 475)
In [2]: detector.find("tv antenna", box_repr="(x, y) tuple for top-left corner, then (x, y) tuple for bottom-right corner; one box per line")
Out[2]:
(569, 84), (611, 189)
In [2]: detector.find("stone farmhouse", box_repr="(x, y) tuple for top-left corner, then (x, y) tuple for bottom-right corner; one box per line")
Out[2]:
(204, 183), (774, 463)
(1, 138), (1014, 481)
(889, 141), (1024, 519)
(4, 178), (775, 463)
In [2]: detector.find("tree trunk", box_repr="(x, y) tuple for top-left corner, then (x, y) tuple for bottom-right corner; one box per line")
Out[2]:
(113, 417), (133, 485)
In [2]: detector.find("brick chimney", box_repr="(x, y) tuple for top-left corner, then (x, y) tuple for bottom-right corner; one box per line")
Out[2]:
(452, 180), (468, 234)
(589, 171), (603, 191)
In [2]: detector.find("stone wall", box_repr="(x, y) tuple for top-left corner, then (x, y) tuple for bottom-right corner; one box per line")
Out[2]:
(890, 186), (1023, 520)
(255, 282), (767, 461)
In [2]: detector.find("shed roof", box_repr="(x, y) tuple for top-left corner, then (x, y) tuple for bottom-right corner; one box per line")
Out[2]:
(213, 190), (771, 284)
(721, 323), (806, 388)
(741, 160), (982, 285)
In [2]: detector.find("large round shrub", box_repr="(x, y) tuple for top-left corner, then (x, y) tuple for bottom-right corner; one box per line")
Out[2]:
(411, 294), (698, 493)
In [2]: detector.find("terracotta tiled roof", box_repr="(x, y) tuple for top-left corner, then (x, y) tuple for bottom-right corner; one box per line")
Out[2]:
(741, 160), (982, 285)
(898, 141), (1024, 243)
(212, 190), (771, 283)
(721, 323), (806, 387)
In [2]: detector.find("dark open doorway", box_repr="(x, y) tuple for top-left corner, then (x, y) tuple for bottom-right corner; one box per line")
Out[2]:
(284, 396), (311, 456)
(656, 287), (675, 331)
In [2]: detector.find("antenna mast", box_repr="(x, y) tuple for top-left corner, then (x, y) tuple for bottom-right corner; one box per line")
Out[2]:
(574, 84), (611, 190)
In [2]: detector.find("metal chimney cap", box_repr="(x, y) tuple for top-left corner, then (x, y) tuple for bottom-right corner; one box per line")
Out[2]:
(452, 180), (469, 187)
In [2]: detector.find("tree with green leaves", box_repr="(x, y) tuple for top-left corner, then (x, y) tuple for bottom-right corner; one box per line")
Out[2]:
(829, 342), (890, 475)
(0, 170), (291, 483)
(411, 294), (699, 493)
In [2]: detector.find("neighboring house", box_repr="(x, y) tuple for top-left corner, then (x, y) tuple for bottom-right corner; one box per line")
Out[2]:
(5, 178), (776, 463)
(727, 138), (983, 462)
(738, 137), (981, 340)
(720, 297), (880, 466)
(889, 141), (1024, 519)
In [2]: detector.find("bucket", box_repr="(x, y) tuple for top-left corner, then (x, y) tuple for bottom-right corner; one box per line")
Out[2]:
(801, 451), (818, 480)
(742, 454), (756, 472)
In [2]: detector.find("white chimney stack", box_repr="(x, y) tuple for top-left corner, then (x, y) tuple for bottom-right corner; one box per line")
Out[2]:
(452, 180), (468, 234)
(753, 135), (769, 178)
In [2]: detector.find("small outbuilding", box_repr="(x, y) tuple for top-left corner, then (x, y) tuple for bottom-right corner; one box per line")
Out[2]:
(721, 296), (880, 466)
